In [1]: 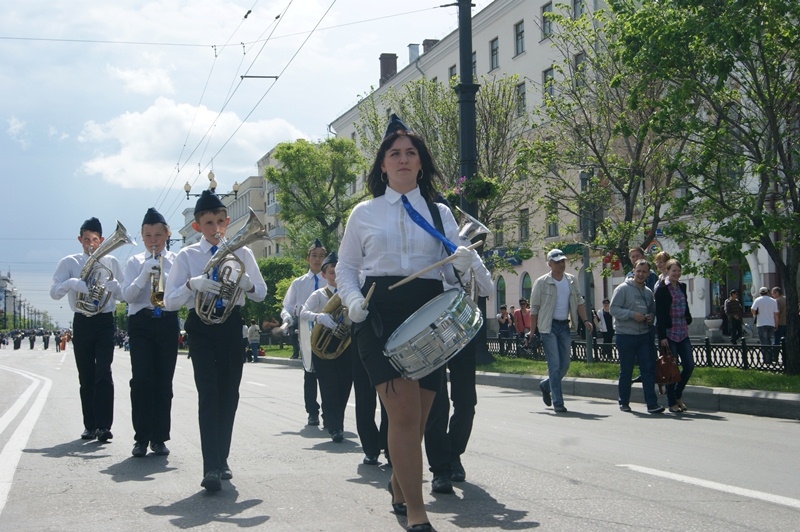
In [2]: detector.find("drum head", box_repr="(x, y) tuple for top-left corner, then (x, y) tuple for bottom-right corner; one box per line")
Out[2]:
(385, 290), (461, 349)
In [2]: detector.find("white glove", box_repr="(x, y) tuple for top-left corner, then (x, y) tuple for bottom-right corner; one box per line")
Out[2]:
(239, 272), (254, 292)
(315, 313), (338, 330)
(282, 316), (293, 327)
(103, 279), (121, 296)
(451, 246), (475, 275)
(135, 258), (160, 289)
(189, 275), (221, 295)
(67, 278), (90, 294)
(347, 301), (369, 323)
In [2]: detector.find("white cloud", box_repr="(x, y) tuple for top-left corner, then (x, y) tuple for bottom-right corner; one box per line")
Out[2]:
(6, 116), (30, 148)
(78, 96), (306, 190)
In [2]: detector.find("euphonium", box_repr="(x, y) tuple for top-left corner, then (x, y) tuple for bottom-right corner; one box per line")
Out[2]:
(310, 292), (352, 359)
(195, 208), (269, 325)
(149, 246), (165, 308)
(76, 220), (137, 317)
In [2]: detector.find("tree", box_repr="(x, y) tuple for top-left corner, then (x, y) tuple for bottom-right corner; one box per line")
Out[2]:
(242, 257), (304, 323)
(355, 76), (535, 240)
(265, 137), (367, 255)
(611, 0), (800, 373)
(516, 6), (686, 272)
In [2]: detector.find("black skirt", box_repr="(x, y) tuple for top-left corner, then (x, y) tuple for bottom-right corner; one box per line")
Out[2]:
(355, 276), (445, 391)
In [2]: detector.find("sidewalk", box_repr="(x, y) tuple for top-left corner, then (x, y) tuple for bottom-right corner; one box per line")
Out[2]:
(258, 356), (800, 421)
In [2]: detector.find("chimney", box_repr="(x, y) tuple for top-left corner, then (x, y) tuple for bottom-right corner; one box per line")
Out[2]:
(408, 43), (420, 63)
(379, 53), (398, 86)
(422, 39), (440, 53)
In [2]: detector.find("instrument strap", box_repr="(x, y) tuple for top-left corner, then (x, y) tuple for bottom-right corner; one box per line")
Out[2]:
(427, 198), (465, 286)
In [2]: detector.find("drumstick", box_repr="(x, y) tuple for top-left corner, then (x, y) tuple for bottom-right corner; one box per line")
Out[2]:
(388, 242), (482, 291)
(362, 282), (376, 309)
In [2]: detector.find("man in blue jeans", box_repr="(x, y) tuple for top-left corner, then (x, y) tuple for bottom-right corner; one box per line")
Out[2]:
(610, 260), (665, 414)
(530, 249), (593, 413)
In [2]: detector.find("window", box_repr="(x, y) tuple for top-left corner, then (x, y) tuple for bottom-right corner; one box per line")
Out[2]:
(472, 51), (477, 77)
(574, 52), (587, 88)
(519, 208), (530, 242)
(490, 38), (499, 71)
(541, 3), (553, 39)
(521, 273), (532, 301)
(515, 82), (526, 116)
(546, 202), (559, 237)
(573, 0), (584, 19)
(543, 67), (555, 99)
(496, 276), (507, 313)
(495, 218), (504, 247)
(448, 64), (457, 79)
(514, 21), (525, 55)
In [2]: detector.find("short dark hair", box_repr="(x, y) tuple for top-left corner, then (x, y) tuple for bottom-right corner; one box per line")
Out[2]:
(500, 304), (507, 310)
(772, 287), (782, 295)
(634, 259), (651, 271)
(729, 289), (739, 296)
(602, 299), (610, 304)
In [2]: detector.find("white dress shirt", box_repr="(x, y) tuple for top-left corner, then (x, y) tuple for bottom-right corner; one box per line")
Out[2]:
(281, 270), (322, 322)
(122, 249), (176, 315)
(163, 236), (267, 312)
(50, 252), (124, 314)
(300, 284), (336, 323)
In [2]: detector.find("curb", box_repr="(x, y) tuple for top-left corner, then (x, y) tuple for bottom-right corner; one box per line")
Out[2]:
(258, 356), (800, 421)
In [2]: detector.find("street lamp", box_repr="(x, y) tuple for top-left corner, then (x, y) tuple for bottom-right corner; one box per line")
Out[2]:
(580, 170), (595, 363)
(12, 289), (17, 329)
(183, 170), (239, 200)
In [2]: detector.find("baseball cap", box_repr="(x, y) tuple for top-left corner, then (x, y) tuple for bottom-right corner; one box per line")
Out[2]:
(547, 249), (567, 262)
(759, 286), (769, 295)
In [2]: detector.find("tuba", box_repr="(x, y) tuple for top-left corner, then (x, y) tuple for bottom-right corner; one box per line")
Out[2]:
(195, 208), (269, 325)
(455, 206), (492, 300)
(76, 221), (137, 316)
(309, 292), (352, 359)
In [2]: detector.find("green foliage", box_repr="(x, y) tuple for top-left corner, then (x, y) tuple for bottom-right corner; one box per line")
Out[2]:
(242, 257), (305, 322)
(265, 137), (367, 253)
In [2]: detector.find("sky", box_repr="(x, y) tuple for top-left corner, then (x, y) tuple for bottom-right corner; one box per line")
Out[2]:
(0, 0), (493, 329)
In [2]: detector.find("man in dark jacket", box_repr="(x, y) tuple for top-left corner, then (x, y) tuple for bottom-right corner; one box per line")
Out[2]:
(724, 290), (744, 344)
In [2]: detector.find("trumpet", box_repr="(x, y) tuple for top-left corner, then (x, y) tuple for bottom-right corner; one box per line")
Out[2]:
(195, 208), (269, 325)
(76, 220), (137, 316)
(149, 246), (165, 308)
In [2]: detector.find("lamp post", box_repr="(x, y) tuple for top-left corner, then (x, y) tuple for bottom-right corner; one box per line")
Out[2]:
(12, 290), (17, 329)
(184, 170), (239, 200)
(2, 289), (8, 330)
(580, 170), (595, 363)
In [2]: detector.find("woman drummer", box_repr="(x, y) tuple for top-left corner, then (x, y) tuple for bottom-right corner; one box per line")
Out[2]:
(337, 115), (488, 532)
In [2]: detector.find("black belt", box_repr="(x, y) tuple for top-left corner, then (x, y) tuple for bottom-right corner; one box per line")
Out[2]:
(552, 319), (569, 325)
(135, 308), (177, 319)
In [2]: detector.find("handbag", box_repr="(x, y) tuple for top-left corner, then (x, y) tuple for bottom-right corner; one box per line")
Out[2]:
(655, 344), (681, 394)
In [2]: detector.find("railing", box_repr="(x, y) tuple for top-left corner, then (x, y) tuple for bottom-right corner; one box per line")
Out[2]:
(485, 336), (785, 373)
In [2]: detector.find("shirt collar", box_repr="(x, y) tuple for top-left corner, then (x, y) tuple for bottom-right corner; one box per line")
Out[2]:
(385, 185), (422, 205)
(199, 237), (217, 253)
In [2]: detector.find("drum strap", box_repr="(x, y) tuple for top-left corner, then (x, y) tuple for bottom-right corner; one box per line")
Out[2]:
(428, 199), (466, 287)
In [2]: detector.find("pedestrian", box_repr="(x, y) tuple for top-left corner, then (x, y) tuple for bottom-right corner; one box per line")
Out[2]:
(50, 217), (123, 441)
(655, 259), (694, 413)
(610, 259), (664, 414)
(122, 207), (180, 458)
(163, 190), (268, 492)
(496, 305), (514, 356)
(513, 299), (531, 354)
(280, 239), (326, 426)
(337, 114), (483, 532)
(771, 287), (787, 348)
(724, 289), (744, 344)
(595, 299), (614, 360)
(751, 287), (779, 364)
(530, 248), (593, 413)
(247, 319), (260, 362)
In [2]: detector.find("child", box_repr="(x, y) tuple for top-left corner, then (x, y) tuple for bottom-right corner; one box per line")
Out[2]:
(299, 252), (353, 443)
(163, 190), (267, 492)
(50, 217), (124, 442)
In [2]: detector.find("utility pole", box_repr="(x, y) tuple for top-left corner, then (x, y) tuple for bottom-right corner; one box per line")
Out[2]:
(580, 171), (595, 363)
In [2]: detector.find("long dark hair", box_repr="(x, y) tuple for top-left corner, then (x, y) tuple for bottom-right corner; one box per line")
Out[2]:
(366, 130), (442, 201)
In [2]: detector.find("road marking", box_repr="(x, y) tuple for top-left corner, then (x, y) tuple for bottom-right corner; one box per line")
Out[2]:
(618, 464), (800, 510)
(0, 366), (52, 517)
(247, 381), (266, 387)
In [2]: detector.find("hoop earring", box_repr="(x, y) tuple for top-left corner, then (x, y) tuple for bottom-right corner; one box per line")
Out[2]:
(381, 172), (388, 183)
(417, 170), (423, 182)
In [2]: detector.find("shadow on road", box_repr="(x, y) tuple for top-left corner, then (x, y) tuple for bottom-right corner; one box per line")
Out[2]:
(23, 439), (112, 460)
(144, 485), (268, 528)
(428, 481), (540, 530)
(100, 455), (178, 482)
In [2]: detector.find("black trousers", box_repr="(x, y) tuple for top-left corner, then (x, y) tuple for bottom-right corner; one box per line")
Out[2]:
(71, 312), (115, 431)
(304, 370), (319, 415)
(128, 310), (179, 444)
(185, 308), (244, 475)
(313, 346), (353, 433)
(424, 336), (478, 476)
(351, 341), (387, 456)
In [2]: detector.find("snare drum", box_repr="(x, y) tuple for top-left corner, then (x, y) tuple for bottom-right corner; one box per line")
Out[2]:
(384, 289), (483, 380)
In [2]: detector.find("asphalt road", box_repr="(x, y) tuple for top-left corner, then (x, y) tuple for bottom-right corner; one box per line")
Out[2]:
(1, 344), (798, 531)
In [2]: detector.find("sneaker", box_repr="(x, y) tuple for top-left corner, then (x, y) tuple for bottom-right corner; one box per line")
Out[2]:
(540, 383), (552, 407)
(647, 405), (666, 414)
(553, 405), (568, 413)
(132, 441), (148, 457)
(619, 404), (632, 412)
(431, 474), (453, 494)
(450, 460), (466, 482)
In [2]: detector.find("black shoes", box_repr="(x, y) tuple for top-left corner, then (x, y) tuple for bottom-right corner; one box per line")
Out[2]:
(95, 428), (113, 442)
(307, 413), (320, 426)
(80, 429), (95, 440)
(407, 523), (434, 532)
(647, 405), (666, 414)
(363, 454), (379, 465)
(431, 474), (453, 494)
(388, 480), (407, 515)
(201, 469), (222, 492)
(150, 442), (170, 456)
(450, 460), (466, 482)
(220, 462), (233, 480)
(540, 383), (552, 407)
(132, 441), (148, 457)
(619, 403), (632, 412)
(331, 429), (344, 443)
(553, 405), (568, 413)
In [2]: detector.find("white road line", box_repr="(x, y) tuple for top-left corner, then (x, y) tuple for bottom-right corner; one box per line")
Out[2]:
(247, 381), (266, 387)
(618, 464), (800, 510)
(0, 366), (52, 516)
(0, 371), (37, 437)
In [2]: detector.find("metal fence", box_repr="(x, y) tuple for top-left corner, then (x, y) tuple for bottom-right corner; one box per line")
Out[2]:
(485, 336), (785, 374)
